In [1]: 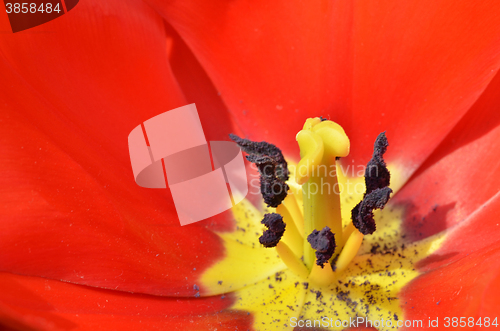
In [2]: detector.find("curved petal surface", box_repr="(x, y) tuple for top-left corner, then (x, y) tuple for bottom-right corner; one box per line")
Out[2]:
(0, 0), (235, 296)
(393, 70), (500, 240)
(0, 272), (251, 331)
(148, 0), (500, 183)
(402, 191), (500, 321)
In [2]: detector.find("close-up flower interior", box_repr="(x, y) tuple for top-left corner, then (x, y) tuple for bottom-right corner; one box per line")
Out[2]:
(2, 0), (500, 330)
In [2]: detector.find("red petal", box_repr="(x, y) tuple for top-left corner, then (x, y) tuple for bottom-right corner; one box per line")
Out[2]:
(0, 272), (251, 331)
(347, 1), (500, 175)
(403, 246), (500, 323)
(402, 191), (500, 319)
(417, 191), (500, 272)
(144, 0), (355, 156)
(0, 1), (234, 295)
(165, 23), (247, 141)
(479, 269), (500, 318)
(393, 70), (500, 239)
(148, 0), (500, 179)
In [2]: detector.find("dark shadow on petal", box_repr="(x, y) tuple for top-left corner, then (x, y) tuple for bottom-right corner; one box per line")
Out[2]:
(415, 251), (459, 270)
(400, 201), (456, 242)
(164, 21), (251, 231)
(164, 21), (246, 142)
(0, 276), (76, 330)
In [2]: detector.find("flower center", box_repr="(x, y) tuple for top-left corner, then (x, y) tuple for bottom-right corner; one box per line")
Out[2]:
(202, 118), (447, 330)
(231, 117), (393, 286)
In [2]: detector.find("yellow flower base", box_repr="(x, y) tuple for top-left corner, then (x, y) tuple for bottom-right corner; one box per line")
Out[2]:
(201, 164), (445, 330)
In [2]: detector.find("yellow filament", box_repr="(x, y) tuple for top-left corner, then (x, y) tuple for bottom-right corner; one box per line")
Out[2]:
(333, 229), (364, 274)
(308, 262), (336, 287)
(282, 194), (304, 237)
(276, 204), (303, 258)
(287, 180), (304, 216)
(276, 242), (309, 279)
(342, 222), (355, 241)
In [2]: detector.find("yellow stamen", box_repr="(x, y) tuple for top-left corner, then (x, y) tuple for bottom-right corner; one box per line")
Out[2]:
(308, 262), (336, 287)
(276, 242), (309, 279)
(281, 194), (304, 238)
(287, 179), (304, 216)
(333, 229), (364, 274)
(306, 227), (364, 286)
(342, 222), (355, 240)
(276, 204), (303, 258)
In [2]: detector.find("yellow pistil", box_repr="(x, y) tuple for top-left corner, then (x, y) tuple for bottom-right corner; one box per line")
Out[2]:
(296, 118), (350, 274)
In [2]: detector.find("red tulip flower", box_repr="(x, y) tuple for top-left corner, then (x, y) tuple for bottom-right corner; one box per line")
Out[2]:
(2, 0), (500, 330)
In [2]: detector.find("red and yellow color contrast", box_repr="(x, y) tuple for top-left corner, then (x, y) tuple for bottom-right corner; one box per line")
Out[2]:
(2, 0), (500, 330)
